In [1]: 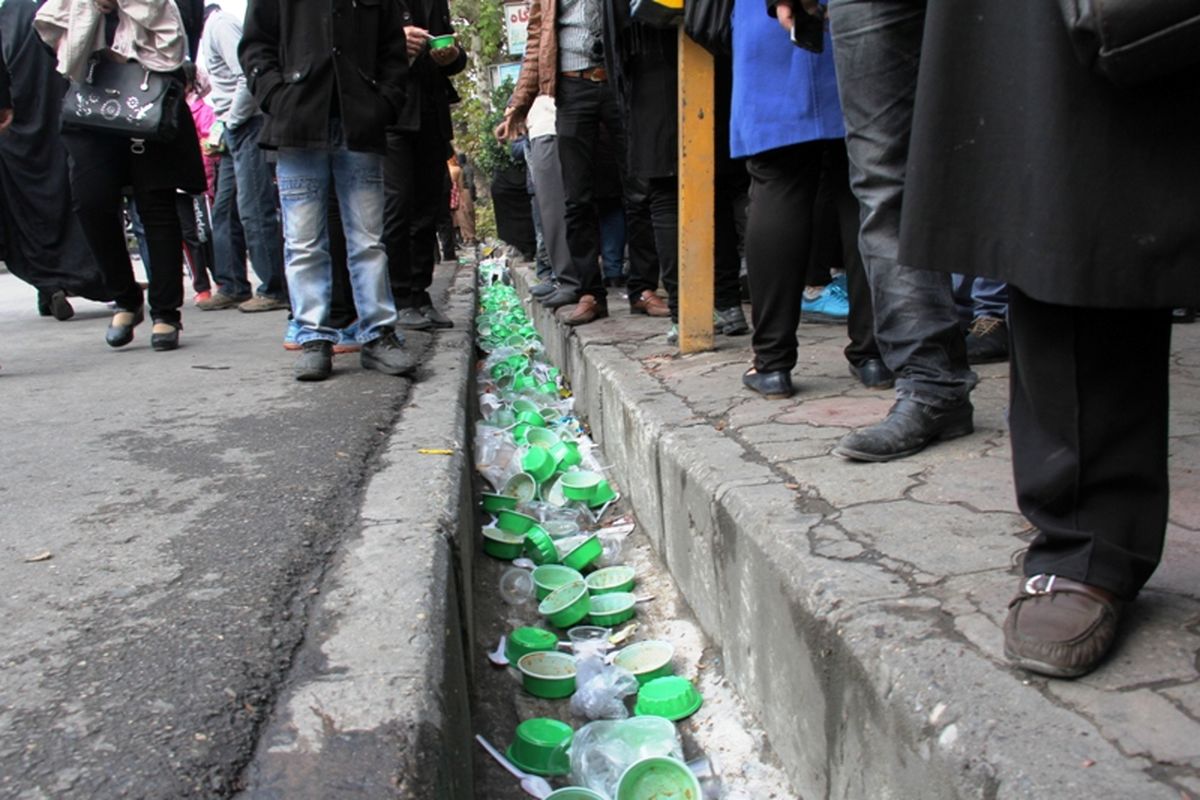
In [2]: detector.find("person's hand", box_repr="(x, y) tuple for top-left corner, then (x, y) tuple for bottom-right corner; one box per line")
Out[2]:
(493, 110), (525, 142)
(774, 0), (822, 31)
(404, 26), (430, 60)
(430, 44), (460, 66)
(0, 108), (13, 135)
(94, 0), (117, 12)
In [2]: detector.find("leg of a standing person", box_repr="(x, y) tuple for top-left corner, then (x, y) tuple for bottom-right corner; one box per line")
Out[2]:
(229, 116), (287, 301)
(972, 277), (1008, 320)
(646, 176), (678, 320)
(601, 94), (658, 304)
(384, 129), (419, 309)
(531, 192), (554, 282)
(829, 0), (972, 411)
(326, 187), (357, 331)
(554, 78), (603, 302)
(744, 142), (822, 375)
(714, 165), (748, 314)
(330, 147), (398, 343)
(528, 134), (572, 281)
(1009, 288), (1171, 598)
(64, 134), (144, 314)
(598, 198), (627, 282)
(407, 122), (448, 309)
(134, 187), (185, 327)
(830, 140), (885, 374)
(276, 150), (337, 343)
(210, 152), (252, 299)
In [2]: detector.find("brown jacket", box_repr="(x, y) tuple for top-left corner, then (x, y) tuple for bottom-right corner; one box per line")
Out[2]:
(508, 0), (558, 121)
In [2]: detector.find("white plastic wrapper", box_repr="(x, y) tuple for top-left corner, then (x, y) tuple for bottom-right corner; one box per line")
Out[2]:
(569, 718), (683, 797)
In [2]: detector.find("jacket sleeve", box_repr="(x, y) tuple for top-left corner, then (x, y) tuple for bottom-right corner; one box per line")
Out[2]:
(378, 0), (410, 117)
(0, 43), (11, 110)
(508, 0), (543, 119)
(211, 18), (258, 127)
(238, 0), (285, 115)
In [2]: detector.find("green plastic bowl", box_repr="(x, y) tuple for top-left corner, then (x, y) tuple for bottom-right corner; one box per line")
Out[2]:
(517, 409), (548, 429)
(532, 564), (584, 600)
(538, 580), (591, 628)
(545, 790), (606, 800)
(513, 373), (538, 392)
(522, 447), (557, 483)
(587, 591), (636, 627)
(588, 479), (618, 508)
(549, 441), (582, 469)
(561, 534), (603, 572)
(506, 627), (559, 664)
(482, 528), (525, 560)
(517, 651), (577, 698)
(512, 423), (532, 445)
(612, 640), (675, 686)
(526, 428), (560, 449)
(539, 407), (560, 423)
(481, 492), (518, 514)
(524, 526), (560, 565)
(540, 474), (568, 507)
(497, 509), (539, 534)
(506, 717), (573, 777)
(502, 472), (538, 502)
(586, 565), (636, 595)
(559, 470), (603, 502)
(616, 756), (703, 800)
(511, 399), (541, 416)
(633, 676), (703, 721)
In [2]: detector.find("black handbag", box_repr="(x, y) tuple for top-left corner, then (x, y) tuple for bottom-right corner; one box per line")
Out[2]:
(61, 58), (183, 145)
(683, 0), (733, 55)
(1057, 0), (1200, 86)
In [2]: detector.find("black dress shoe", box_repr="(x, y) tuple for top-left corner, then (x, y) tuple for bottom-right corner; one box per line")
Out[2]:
(742, 368), (794, 400)
(530, 281), (557, 298)
(418, 304), (454, 329)
(833, 398), (974, 462)
(849, 358), (895, 390)
(106, 308), (144, 348)
(1172, 307), (1196, 324)
(151, 323), (180, 351)
(541, 289), (580, 309)
(48, 290), (75, 321)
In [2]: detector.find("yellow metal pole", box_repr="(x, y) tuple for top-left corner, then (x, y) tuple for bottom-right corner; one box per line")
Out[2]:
(677, 27), (715, 353)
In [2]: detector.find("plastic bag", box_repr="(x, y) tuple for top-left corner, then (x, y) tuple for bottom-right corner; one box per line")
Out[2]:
(570, 646), (639, 721)
(569, 717), (683, 797)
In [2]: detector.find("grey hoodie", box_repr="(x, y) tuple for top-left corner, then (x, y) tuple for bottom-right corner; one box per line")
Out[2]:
(198, 8), (256, 128)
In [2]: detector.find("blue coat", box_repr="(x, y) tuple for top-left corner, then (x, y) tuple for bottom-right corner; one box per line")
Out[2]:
(729, 0), (844, 159)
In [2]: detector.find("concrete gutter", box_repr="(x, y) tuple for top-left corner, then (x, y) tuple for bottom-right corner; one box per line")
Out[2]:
(513, 264), (1187, 800)
(238, 265), (477, 799)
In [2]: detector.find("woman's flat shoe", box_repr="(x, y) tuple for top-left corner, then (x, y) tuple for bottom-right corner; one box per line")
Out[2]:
(106, 308), (144, 348)
(151, 322), (180, 351)
(742, 367), (795, 400)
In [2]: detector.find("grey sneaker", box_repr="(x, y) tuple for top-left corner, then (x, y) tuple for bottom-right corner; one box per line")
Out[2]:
(419, 304), (453, 329)
(196, 291), (250, 311)
(295, 340), (333, 382)
(239, 295), (289, 313)
(396, 307), (434, 330)
(714, 305), (749, 335)
(361, 332), (418, 376)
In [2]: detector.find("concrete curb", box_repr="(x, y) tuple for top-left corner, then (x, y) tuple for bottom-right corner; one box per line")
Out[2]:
(515, 265), (1178, 800)
(238, 265), (476, 799)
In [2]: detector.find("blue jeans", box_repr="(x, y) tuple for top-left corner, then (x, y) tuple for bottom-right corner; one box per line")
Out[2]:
(829, 0), (974, 409)
(598, 200), (626, 280)
(212, 152), (249, 297)
(275, 139), (398, 345)
(225, 115), (287, 300)
(952, 274), (1009, 325)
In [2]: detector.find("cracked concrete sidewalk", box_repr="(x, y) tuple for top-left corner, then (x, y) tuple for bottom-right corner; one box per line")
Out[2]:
(512, 261), (1200, 799)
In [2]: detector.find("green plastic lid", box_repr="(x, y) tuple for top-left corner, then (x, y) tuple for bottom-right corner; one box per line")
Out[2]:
(633, 676), (703, 721)
(510, 626), (559, 651)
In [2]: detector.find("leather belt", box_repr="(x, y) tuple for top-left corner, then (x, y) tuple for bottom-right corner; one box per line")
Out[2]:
(560, 67), (608, 82)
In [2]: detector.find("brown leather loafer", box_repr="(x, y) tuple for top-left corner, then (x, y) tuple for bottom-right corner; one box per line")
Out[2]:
(561, 294), (609, 326)
(1003, 574), (1123, 679)
(630, 289), (670, 317)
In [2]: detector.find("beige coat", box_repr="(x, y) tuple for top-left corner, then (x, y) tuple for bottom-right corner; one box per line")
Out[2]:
(34, 0), (187, 83)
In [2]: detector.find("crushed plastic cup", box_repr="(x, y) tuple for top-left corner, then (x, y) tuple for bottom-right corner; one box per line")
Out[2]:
(499, 566), (536, 604)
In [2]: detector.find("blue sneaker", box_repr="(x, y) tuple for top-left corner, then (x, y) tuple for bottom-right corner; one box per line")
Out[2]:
(283, 318), (302, 351)
(333, 321), (362, 354)
(801, 281), (850, 324)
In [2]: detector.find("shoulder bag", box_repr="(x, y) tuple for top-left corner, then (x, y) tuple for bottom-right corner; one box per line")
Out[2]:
(61, 58), (183, 147)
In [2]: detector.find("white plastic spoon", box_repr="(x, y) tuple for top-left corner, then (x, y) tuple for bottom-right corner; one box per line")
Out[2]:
(475, 734), (553, 799)
(487, 635), (509, 667)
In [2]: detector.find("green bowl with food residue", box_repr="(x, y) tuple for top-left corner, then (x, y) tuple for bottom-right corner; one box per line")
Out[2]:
(506, 626), (560, 664)
(482, 527), (525, 560)
(559, 470), (603, 502)
(506, 717), (573, 776)
(612, 640), (675, 686)
(561, 534), (603, 572)
(481, 492), (518, 515)
(538, 580), (591, 628)
(532, 564), (584, 601)
(585, 565), (636, 595)
(615, 756), (703, 800)
(497, 509), (539, 534)
(517, 651), (577, 699)
(524, 525), (560, 565)
(503, 472), (537, 503)
(633, 676), (703, 721)
(545, 789), (607, 800)
(587, 591), (636, 627)
(525, 428), (560, 449)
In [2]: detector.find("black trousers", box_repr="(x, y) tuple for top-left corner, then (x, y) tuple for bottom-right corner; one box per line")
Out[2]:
(555, 77), (658, 302)
(744, 140), (879, 373)
(384, 123), (448, 308)
(1010, 287), (1172, 600)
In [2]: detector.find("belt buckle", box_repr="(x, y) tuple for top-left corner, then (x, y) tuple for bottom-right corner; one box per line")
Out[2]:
(588, 69), (604, 82)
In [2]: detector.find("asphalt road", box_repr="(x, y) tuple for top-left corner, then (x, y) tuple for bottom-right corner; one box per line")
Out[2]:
(0, 267), (443, 798)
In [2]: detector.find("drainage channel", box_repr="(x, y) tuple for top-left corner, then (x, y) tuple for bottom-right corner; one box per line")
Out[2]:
(467, 258), (797, 799)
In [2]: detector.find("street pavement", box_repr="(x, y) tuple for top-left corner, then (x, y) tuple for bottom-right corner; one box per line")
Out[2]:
(515, 261), (1200, 799)
(0, 266), (445, 798)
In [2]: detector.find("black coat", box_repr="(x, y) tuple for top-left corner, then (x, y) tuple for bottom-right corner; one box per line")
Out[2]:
(393, 0), (466, 138)
(900, 0), (1200, 309)
(239, 0), (409, 154)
